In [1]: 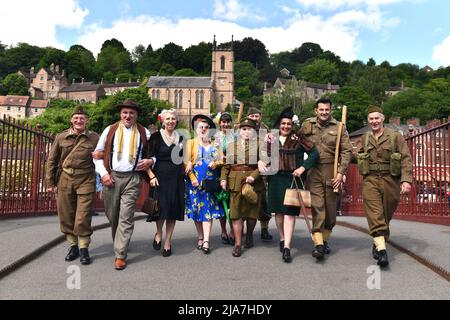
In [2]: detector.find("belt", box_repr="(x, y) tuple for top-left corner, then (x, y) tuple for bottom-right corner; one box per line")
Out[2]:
(231, 165), (257, 172)
(369, 163), (390, 171)
(62, 167), (94, 175)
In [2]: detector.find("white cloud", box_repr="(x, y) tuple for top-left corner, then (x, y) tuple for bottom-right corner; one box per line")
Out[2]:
(213, 0), (265, 22)
(432, 36), (450, 67)
(0, 0), (88, 49)
(76, 13), (360, 62)
(295, 0), (404, 10)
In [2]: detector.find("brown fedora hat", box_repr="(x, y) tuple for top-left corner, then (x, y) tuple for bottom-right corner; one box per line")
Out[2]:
(116, 98), (142, 113)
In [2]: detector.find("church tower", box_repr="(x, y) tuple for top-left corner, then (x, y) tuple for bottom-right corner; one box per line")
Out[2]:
(211, 35), (234, 112)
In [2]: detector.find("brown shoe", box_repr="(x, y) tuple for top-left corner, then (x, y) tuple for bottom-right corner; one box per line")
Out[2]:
(244, 234), (254, 248)
(114, 258), (127, 270)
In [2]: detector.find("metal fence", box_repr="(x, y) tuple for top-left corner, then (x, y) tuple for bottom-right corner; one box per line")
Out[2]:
(0, 116), (56, 217)
(342, 120), (450, 226)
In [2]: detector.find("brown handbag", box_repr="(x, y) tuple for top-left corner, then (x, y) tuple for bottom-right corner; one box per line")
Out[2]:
(283, 177), (311, 208)
(142, 187), (159, 222)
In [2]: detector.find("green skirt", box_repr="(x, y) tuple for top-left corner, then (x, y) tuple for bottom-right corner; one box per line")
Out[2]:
(268, 172), (300, 216)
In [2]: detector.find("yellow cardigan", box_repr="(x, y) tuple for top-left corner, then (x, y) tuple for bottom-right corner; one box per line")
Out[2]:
(184, 138), (223, 183)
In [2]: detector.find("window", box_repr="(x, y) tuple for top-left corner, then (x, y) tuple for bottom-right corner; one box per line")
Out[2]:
(174, 90), (178, 108)
(18, 107), (21, 111)
(220, 95), (224, 103)
(40, 76), (44, 81)
(35, 108), (38, 113)
(51, 85), (55, 90)
(178, 90), (183, 109)
(156, 90), (160, 99)
(152, 90), (156, 99)
(221, 56), (225, 70)
(200, 90), (204, 109)
(195, 90), (200, 109)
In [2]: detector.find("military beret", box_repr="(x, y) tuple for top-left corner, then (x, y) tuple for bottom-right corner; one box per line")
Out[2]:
(116, 98), (142, 113)
(239, 118), (257, 129)
(247, 106), (262, 115)
(71, 106), (89, 117)
(367, 105), (383, 115)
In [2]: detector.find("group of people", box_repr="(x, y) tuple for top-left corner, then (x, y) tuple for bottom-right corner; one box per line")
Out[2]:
(46, 97), (412, 270)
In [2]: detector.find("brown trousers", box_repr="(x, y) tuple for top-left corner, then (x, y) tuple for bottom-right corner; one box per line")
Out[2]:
(362, 174), (400, 238)
(307, 164), (337, 233)
(57, 171), (96, 238)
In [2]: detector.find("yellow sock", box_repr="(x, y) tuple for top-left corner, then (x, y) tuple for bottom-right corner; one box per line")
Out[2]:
(66, 234), (78, 246)
(323, 229), (332, 242)
(312, 232), (324, 246)
(374, 236), (386, 251)
(79, 236), (91, 249)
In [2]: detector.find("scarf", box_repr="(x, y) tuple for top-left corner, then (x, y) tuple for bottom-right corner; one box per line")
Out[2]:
(317, 117), (330, 127)
(117, 122), (138, 163)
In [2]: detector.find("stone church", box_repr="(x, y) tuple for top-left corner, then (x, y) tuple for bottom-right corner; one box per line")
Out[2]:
(147, 36), (235, 123)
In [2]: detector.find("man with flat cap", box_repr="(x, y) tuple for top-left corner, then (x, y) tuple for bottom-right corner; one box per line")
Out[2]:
(247, 105), (273, 242)
(46, 106), (99, 265)
(220, 118), (268, 257)
(355, 105), (412, 267)
(93, 99), (153, 270)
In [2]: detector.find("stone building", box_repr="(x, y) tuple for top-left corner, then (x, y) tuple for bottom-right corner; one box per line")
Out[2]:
(147, 36), (235, 123)
(58, 82), (105, 103)
(0, 95), (48, 119)
(20, 64), (68, 99)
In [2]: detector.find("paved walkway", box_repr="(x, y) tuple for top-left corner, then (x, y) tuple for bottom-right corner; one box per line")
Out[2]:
(0, 213), (449, 300)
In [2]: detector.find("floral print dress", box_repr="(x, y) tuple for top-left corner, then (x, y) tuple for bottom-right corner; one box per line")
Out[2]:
(185, 144), (224, 222)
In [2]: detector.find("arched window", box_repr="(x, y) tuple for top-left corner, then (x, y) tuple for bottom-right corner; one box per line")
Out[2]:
(220, 94), (224, 104)
(220, 56), (225, 70)
(152, 89), (156, 99)
(156, 90), (160, 99)
(178, 90), (183, 108)
(174, 90), (178, 108)
(200, 90), (204, 109)
(195, 90), (200, 109)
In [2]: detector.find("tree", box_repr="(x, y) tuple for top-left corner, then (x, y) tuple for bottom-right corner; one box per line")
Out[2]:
(367, 58), (376, 67)
(292, 42), (323, 64)
(159, 42), (184, 70)
(173, 68), (198, 76)
(184, 42), (212, 74)
(2, 73), (29, 95)
(135, 44), (160, 76)
(131, 44), (146, 63)
(328, 85), (372, 132)
(233, 37), (269, 69)
(297, 59), (339, 84)
(38, 47), (66, 70)
(270, 51), (297, 74)
(95, 39), (133, 79)
(159, 63), (175, 76)
(66, 45), (96, 82)
(1, 43), (45, 76)
(234, 61), (260, 96)
(358, 66), (390, 104)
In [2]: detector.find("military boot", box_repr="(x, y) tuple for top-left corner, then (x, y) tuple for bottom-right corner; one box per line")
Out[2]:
(65, 245), (79, 261)
(80, 248), (91, 265)
(372, 244), (379, 260)
(261, 228), (273, 242)
(312, 245), (325, 261)
(323, 241), (331, 254)
(377, 250), (389, 267)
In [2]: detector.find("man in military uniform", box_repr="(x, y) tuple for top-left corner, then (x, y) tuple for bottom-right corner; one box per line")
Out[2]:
(220, 118), (267, 257)
(247, 105), (273, 242)
(300, 98), (352, 261)
(356, 106), (412, 267)
(46, 106), (99, 265)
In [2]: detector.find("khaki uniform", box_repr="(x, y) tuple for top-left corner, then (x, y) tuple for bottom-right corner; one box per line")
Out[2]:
(360, 128), (412, 238)
(300, 117), (352, 244)
(220, 139), (265, 220)
(46, 128), (99, 248)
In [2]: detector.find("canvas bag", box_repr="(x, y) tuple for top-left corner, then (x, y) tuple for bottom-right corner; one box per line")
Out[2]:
(283, 177), (311, 208)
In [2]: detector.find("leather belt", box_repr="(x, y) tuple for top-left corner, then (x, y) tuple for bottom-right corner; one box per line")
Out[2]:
(231, 165), (257, 172)
(369, 163), (390, 171)
(62, 167), (94, 175)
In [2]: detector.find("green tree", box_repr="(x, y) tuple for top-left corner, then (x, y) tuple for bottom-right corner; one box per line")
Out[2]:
(173, 68), (198, 76)
(95, 39), (133, 79)
(233, 37), (269, 69)
(184, 42), (212, 74)
(328, 85), (372, 132)
(66, 45), (96, 82)
(159, 42), (184, 70)
(1, 43), (45, 76)
(135, 44), (160, 76)
(270, 51), (297, 74)
(2, 73), (29, 95)
(159, 63), (175, 76)
(297, 59), (339, 83)
(358, 66), (390, 104)
(292, 42), (323, 64)
(234, 61), (260, 96)
(38, 47), (66, 70)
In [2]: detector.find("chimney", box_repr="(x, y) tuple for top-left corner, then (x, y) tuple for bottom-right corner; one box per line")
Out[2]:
(50, 63), (54, 73)
(55, 65), (60, 74)
(115, 77), (118, 84)
(407, 117), (420, 127)
(401, 80), (404, 90)
(327, 82), (332, 90)
(30, 67), (34, 74)
(100, 78), (104, 85)
(72, 78), (75, 84)
(389, 117), (401, 126)
(264, 81), (267, 91)
(128, 77), (131, 83)
(81, 77), (84, 84)
(62, 69), (65, 77)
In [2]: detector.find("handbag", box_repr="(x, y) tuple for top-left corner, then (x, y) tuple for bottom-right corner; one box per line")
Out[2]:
(201, 179), (221, 193)
(142, 187), (159, 222)
(283, 177), (311, 208)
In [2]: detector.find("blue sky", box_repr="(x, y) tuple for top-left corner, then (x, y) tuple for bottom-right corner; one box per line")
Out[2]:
(1, 0), (449, 68)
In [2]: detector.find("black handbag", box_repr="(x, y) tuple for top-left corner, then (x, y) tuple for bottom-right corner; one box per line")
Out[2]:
(201, 179), (221, 193)
(142, 187), (159, 222)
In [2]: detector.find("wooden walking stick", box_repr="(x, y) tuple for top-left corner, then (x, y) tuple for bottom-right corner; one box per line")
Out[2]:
(333, 105), (347, 193)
